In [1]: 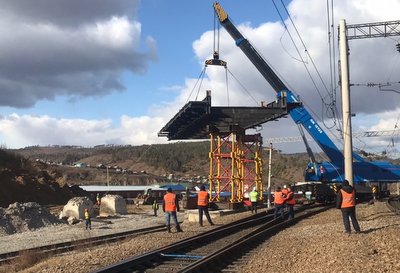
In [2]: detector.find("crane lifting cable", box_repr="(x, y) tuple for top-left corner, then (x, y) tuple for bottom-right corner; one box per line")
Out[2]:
(203, 10), (230, 105)
(186, 12), (229, 103)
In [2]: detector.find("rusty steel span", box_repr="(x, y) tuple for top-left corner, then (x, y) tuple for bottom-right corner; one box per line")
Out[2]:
(91, 204), (332, 273)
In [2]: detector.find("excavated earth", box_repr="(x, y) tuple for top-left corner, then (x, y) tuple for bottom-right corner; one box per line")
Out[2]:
(0, 201), (399, 273)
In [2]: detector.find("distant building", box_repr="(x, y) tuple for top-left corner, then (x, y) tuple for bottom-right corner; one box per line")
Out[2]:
(74, 163), (87, 168)
(160, 184), (186, 192)
(79, 185), (167, 201)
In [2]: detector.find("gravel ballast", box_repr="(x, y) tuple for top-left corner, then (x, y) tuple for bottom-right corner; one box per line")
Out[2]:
(0, 201), (398, 273)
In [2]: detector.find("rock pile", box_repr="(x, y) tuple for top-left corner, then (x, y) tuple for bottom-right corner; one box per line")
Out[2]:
(0, 202), (63, 235)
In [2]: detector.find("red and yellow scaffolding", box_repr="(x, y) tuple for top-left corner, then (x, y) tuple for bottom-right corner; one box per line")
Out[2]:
(208, 132), (263, 204)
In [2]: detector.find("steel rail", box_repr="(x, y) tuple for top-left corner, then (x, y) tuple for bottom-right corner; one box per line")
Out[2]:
(0, 223), (168, 265)
(90, 204), (326, 273)
(179, 205), (333, 273)
(90, 211), (273, 273)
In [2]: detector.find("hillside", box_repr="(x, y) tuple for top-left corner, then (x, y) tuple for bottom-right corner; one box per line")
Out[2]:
(0, 149), (85, 207)
(12, 142), (310, 186)
(3, 141), (400, 207)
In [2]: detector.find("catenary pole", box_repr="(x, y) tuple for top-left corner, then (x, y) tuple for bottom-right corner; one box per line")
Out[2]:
(267, 142), (273, 208)
(339, 19), (354, 186)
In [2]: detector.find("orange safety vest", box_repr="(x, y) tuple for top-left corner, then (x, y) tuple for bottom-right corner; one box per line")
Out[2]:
(340, 189), (355, 208)
(197, 191), (209, 206)
(164, 193), (177, 212)
(286, 191), (296, 205)
(274, 191), (285, 205)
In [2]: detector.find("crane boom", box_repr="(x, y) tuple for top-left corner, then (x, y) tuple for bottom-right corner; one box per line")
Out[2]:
(213, 2), (363, 163)
(212, 2), (400, 186)
(214, 2), (286, 92)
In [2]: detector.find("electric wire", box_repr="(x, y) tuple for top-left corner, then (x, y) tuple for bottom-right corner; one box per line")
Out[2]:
(280, 0), (332, 97)
(271, 0), (347, 155)
(279, 28), (307, 64)
(272, 0), (339, 137)
(280, 0), (340, 131)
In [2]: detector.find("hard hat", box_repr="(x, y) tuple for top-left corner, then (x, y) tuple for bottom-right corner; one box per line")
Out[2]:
(283, 185), (287, 188)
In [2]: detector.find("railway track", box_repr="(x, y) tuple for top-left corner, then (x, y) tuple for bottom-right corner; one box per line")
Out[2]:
(91, 204), (332, 273)
(0, 223), (167, 265)
(387, 195), (400, 214)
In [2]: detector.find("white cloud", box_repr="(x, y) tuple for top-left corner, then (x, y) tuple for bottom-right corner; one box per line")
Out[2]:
(89, 16), (140, 49)
(0, 113), (169, 148)
(1, 0), (400, 156)
(0, 1), (156, 108)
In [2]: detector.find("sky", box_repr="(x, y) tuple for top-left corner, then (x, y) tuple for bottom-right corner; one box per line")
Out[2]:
(0, 0), (399, 157)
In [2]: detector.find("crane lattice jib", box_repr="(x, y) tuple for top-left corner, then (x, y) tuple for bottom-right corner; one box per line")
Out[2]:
(213, 2), (364, 163)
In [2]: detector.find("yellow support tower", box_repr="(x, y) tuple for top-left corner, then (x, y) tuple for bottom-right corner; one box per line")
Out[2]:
(209, 132), (263, 205)
(209, 132), (241, 203)
(239, 134), (263, 201)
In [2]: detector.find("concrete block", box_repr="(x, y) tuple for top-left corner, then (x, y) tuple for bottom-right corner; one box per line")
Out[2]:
(61, 197), (93, 219)
(185, 209), (222, 223)
(99, 195), (127, 217)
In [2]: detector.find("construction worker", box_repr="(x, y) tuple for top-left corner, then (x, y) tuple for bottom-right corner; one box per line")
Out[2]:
(273, 187), (286, 220)
(281, 185), (289, 213)
(96, 193), (101, 206)
(336, 180), (361, 234)
(372, 185), (379, 201)
(282, 185), (288, 197)
(197, 185), (214, 226)
(152, 200), (159, 216)
(249, 187), (259, 214)
(163, 188), (183, 233)
(285, 186), (296, 219)
(84, 208), (91, 230)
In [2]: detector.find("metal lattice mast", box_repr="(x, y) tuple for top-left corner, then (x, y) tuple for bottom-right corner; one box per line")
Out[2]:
(346, 20), (400, 40)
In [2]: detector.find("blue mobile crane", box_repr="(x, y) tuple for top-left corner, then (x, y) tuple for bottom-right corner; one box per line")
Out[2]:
(213, 2), (400, 195)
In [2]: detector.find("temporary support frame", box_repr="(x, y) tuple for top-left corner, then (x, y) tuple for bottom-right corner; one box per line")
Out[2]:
(209, 132), (263, 203)
(239, 134), (263, 201)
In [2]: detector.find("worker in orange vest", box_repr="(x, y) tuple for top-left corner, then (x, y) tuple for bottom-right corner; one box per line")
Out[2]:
(163, 187), (183, 233)
(197, 185), (214, 227)
(285, 186), (296, 219)
(336, 180), (361, 234)
(273, 187), (286, 219)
